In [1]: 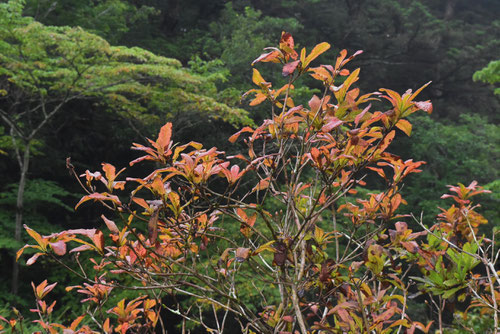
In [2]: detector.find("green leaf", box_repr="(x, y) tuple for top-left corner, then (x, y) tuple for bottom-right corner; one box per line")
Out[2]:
(442, 286), (463, 299)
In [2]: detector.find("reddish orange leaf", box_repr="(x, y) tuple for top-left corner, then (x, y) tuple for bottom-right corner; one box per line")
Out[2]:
(414, 100), (433, 114)
(282, 60), (300, 77)
(308, 95), (322, 113)
(75, 193), (122, 209)
(249, 92), (267, 106)
(68, 315), (85, 331)
(132, 197), (150, 210)
(367, 167), (386, 180)
(251, 50), (281, 65)
(235, 247), (250, 262)
(309, 66), (332, 83)
(321, 117), (343, 132)
(279, 32), (298, 59)
(253, 177), (270, 192)
(102, 163), (116, 182)
(148, 209), (159, 244)
(355, 103), (371, 126)
(101, 215), (119, 234)
(49, 240), (67, 256)
(24, 225), (46, 249)
(129, 154), (154, 166)
(228, 127), (254, 143)
(16, 244), (34, 261)
(339, 69), (350, 76)
(26, 253), (43, 265)
(156, 123), (172, 154)
(335, 49), (348, 69)
(150, 176), (165, 196)
(378, 130), (396, 153)
(92, 230), (105, 254)
(32, 280), (57, 300)
(372, 307), (396, 323)
(237, 208), (257, 237)
(280, 32), (295, 49)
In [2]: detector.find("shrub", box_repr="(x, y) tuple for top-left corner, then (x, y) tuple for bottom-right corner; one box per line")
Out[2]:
(6, 32), (499, 334)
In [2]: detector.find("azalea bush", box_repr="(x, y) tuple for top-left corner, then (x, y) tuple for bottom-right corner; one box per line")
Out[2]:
(3, 32), (499, 334)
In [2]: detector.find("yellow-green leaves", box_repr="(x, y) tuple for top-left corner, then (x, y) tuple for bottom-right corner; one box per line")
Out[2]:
(301, 42), (331, 70)
(252, 68), (268, 87)
(333, 68), (360, 103)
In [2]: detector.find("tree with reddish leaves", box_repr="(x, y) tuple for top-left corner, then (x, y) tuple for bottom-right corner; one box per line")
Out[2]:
(6, 32), (499, 334)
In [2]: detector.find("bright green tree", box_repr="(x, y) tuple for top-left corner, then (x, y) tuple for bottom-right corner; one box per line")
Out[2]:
(474, 59), (500, 95)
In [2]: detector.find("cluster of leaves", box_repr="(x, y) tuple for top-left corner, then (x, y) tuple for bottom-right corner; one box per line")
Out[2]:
(474, 59), (500, 96)
(4, 32), (499, 333)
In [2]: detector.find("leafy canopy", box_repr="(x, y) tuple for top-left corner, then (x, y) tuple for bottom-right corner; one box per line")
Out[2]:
(0, 0), (252, 130)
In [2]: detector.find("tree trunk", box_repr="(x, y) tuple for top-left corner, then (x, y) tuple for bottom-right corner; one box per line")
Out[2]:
(444, 0), (457, 20)
(11, 142), (31, 295)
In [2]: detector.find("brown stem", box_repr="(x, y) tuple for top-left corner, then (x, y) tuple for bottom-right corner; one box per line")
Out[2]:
(291, 283), (307, 334)
(354, 279), (370, 333)
(438, 297), (444, 334)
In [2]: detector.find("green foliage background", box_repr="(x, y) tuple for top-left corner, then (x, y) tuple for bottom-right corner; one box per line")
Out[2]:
(0, 0), (498, 332)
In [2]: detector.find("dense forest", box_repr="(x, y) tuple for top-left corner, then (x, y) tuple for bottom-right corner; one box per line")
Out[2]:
(0, 0), (499, 333)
